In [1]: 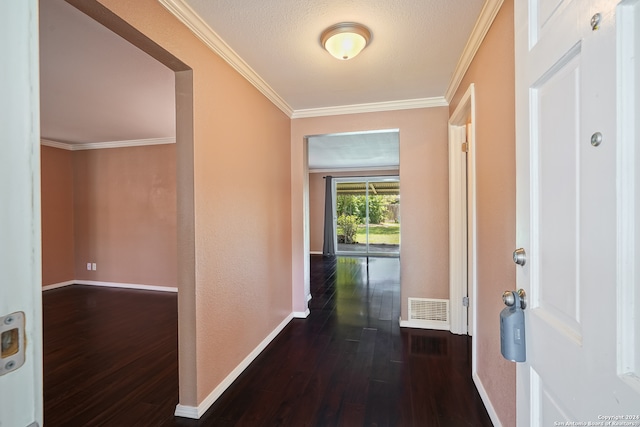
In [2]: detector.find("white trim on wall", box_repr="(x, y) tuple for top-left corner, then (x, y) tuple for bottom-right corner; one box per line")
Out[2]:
(42, 281), (75, 292)
(158, 0), (451, 119)
(309, 166), (400, 174)
(293, 309), (310, 318)
(473, 372), (503, 427)
(448, 83), (476, 337)
(41, 137), (176, 151)
(158, 0), (293, 117)
(75, 280), (178, 292)
(40, 139), (74, 151)
(399, 318), (450, 331)
(174, 313), (294, 419)
(292, 97), (448, 119)
(444, 0), (505, 103)
(159, 0), (505, 118)
(42, 281), (178, 293)
(448, 124), (468, 335)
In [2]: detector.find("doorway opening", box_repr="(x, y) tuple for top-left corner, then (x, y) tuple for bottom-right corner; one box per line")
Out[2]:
(39, 0), (194, 420)
(306, 129), (400, 260)
(448, 83), (476, 340)
(333, 176), (400, 256)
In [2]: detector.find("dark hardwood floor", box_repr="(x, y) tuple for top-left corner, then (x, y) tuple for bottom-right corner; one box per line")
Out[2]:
(43, 256), (492, 426)
(43, 285), (179, 426)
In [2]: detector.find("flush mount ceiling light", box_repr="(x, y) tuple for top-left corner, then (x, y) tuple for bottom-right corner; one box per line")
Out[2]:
(320, 22), (372, 60)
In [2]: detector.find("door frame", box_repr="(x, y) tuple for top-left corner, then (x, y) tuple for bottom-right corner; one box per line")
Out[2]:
(617, 0), (640, 394)
(44, 0), (197, 416)
(448, 83), (477, 339)
(0, 0), (43, 425)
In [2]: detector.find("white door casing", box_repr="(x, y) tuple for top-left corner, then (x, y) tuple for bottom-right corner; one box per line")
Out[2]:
(0, 0), (43, 426)
(515, 0), (640, 424)
(616, 0), (640, 396)
(449, 83), (477, 337)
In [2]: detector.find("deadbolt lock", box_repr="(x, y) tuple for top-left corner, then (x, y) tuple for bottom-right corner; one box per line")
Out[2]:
(1, 311), (26, 376)
(513, 248), (527, 266)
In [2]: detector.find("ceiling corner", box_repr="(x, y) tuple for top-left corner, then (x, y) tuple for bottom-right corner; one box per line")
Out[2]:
(41, 138), (75, 151)
(292, 97), (448, 119)
(444, 0), (506, 103)
(157, 0), (294, 117)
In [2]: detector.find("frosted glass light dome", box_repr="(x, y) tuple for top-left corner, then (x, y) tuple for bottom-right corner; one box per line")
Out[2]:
(321, 23), (371, 60)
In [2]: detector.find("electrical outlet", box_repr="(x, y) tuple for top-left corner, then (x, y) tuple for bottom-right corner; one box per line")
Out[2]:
(92, 263), (96, 271)
(87, 262), (91, 271)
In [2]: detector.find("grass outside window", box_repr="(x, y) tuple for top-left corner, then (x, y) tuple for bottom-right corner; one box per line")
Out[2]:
(354, 223), (399, 245)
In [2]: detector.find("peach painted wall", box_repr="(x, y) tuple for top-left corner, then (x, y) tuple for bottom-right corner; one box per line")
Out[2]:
(292, 109), (449, 320)
(449, 1), (516, 425)
(73, 144), (178, 287)
(41, 145), (75, 286)
(308, 169), (399, 253)
(93, 0), (293, 406)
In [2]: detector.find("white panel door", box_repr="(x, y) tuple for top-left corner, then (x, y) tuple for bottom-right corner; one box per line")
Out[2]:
(515, 0), (640, 424)
(0, 0), (43, 426)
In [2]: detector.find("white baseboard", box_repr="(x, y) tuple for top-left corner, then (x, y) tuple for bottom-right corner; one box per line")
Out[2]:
(399, 317), (450, 331)
(473, 371), (501, 427)
(293, 309), (310, 318)
(175, 312), (295, 419)
(73, 280), (178, 292)
(43, 280), (178, 293)
(174, 404), (199, 419)
(42, 280), (75, 291)
(310, 251), (322, 255)
(307, 293), (312, 302)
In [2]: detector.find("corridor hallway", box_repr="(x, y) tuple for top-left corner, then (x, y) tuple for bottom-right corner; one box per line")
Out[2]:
(43, 256), (492, 425)
(175, 255), (492, 425)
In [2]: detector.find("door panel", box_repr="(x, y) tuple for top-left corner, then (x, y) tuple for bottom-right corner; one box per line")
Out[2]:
(534, 51), (582, 343)
(516, 0), (640, 423)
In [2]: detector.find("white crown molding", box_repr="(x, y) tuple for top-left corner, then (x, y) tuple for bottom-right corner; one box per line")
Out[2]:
(308, 166), (399, 173)
(292, 97), (448, 119)
(158, 0), (293, 117)
(74, 137), (176, 150)
(41, 138), (74, 151)
(41, 137), (175, 151)
(159, 0), (499, 117)
(444, 0), (505, 103)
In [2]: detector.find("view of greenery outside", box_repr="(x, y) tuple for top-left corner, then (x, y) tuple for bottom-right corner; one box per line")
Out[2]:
(336, 194), (399, 246)
(355, 223), (400, 244)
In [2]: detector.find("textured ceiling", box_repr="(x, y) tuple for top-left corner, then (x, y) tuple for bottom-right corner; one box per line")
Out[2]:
(308, 131), (399, 170)
(39, 0), (175, 144)
(181, 0), (485, 111)
(39, 0), (488, 167)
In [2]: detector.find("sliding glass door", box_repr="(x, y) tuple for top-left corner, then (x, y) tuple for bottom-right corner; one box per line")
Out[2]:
(334, 176), (400, 256)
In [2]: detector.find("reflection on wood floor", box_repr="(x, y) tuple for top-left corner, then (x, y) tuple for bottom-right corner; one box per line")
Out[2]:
(43, 255), (492, 426)
(43, 284), (178, 426)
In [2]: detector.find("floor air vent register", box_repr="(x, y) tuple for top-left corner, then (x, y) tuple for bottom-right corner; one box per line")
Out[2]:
(408, 298), (450, 330)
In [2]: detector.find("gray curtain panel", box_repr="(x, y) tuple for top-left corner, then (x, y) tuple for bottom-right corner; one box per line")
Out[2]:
(322, 176), (335, 256)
